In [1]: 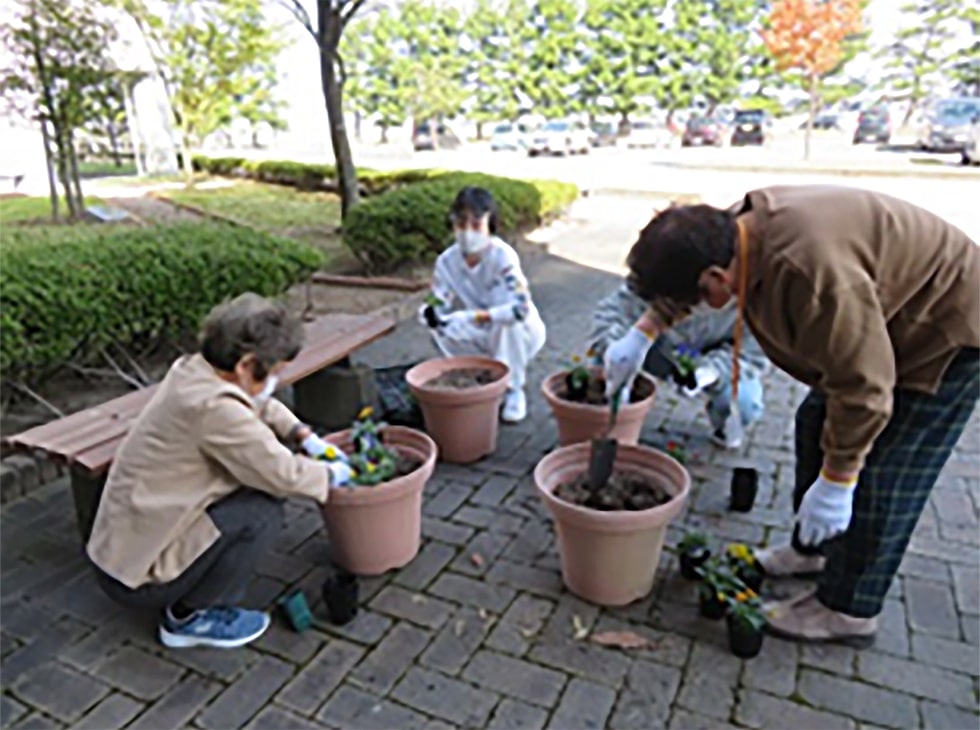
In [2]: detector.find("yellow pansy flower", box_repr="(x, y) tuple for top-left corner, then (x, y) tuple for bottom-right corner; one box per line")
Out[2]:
(357, 406), (374, 420)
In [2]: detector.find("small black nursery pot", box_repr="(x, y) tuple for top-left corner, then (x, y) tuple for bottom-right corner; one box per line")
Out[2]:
(729, 467), (759, 512)
(564, 372), (589, 402)
(698, 585), (728, 620)
(680, 546), (711, 581)
(322, 571), (359, 626)
(727, 614), (765, 659)
(736, 565), (764, 593)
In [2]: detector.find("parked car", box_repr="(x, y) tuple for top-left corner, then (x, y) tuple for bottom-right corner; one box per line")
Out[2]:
(730, 110), (771, 146)
(918, 97), (980, 153)
(962, 115), (980, 165)
(853, 107), (891, 145)
(489, 122), (528, 151)
(527, 120), (591, 156)
(412, 121), (461, 151)
(807, 113), (841, 130)
(620, 120), (672, 148)
(681, 117), (725, 147)
(589, 122), (618, 147)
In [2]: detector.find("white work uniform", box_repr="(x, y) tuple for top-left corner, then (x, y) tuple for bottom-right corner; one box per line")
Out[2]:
(428, 238), (546, 391)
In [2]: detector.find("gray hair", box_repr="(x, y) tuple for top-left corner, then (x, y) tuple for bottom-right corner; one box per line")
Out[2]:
(199, 293), (303, 377)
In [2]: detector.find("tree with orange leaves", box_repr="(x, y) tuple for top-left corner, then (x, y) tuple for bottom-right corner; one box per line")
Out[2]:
(762, 0), (863, 159)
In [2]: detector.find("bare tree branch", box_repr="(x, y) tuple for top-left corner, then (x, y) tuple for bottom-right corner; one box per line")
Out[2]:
(279, 0), (316, 40)
(341, 0), (368, 28)
(9, 382), (65, 418)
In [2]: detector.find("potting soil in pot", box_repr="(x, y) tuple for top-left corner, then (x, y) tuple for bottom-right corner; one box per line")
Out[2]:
(424, 368), (498, 389)
(560, 374), (654, 405)
(555, 471), (672, 511)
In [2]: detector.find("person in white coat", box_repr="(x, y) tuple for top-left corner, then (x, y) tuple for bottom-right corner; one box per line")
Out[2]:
(418, 186), (546, 423)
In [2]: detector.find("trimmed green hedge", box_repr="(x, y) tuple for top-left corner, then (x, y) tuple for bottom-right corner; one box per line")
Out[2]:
(343, 172), (579, 272)
(1, 222), (323, 382)
(192, 155), (443, 197)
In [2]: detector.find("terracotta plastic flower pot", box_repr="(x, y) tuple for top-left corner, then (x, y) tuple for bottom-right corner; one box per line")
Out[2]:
(406, 356), (510, 464)
(322, 426), (437, 575)
(534, 441), (690, 606)
(542, 368), (656, 446)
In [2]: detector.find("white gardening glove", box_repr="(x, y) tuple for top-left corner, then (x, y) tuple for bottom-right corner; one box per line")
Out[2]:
(440, 311), (473, 340)
(326, 461), (353, 488)
(603, 326), (653, 402)
(302, 433), (349, 464)
(797, 472), (857, 545)
(681, 365), (720, 397)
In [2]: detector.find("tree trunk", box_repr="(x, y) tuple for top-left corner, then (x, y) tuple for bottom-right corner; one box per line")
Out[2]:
(354, 110), (362, 140)
(380, 123), (389, 143)
(476, 121), (484, 140)
(805, 72), (817, 161)
(66, 129), (85, 214)
(317, 0), (359, 220)
(108, 124), (122, 166)
(178, 126), (195, 188)
(53, 122), (78, 219)
(40, 117), (60, 221)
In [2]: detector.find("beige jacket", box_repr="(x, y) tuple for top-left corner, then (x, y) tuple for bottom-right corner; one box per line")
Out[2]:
(87, 354), (328, 589)
(650, 186), (979, 474)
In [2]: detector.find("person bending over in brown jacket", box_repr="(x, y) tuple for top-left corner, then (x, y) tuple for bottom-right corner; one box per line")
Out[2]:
(603, 185), (979, 645)
(88, 293), (351, 649)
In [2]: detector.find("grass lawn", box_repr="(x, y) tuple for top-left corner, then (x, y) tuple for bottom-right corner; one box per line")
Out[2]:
(161, 180), (345, 261)
(0, 195), (105, 224)
(78, 159), (138, 178)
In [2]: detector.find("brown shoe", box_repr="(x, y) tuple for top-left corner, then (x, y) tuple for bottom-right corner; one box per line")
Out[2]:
(756, 544), (825, 577)
(766, 588), (877, 648)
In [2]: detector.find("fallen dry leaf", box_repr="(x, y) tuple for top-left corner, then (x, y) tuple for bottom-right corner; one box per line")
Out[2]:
(479, 608), (490, 620)
(572, 614), (590, 640)
(410, 594), (426, 604)
(470, 553), (484, 567)
(589, 631), (655, 650)
(454, 619), (465, 637)
(518, 626), (538, 639)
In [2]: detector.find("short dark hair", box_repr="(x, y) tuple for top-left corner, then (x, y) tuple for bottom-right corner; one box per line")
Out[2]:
(626, 204), (737, 305)
(200, 293), (304, 378)
(449, 186), (499, 234)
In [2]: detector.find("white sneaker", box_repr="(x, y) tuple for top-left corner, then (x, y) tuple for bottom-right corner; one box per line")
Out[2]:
(501, 389), (527, 423)
(711, 426), (742, 450)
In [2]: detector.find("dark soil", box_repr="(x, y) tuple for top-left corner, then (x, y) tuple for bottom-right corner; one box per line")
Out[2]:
(394, 454), (422, 477)
(555, 471), (672, 511)
(424, 368), (498, 390)
(558, 373), (654, 405)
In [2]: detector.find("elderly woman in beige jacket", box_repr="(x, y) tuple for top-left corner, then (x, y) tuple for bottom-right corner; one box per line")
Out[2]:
(87, 294), (350, 650)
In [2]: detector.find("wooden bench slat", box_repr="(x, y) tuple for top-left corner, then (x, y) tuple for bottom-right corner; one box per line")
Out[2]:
(67, 311), (397, 474)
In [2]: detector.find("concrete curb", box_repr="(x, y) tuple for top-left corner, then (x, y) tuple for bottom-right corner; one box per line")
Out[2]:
(654, 161), (979, 181)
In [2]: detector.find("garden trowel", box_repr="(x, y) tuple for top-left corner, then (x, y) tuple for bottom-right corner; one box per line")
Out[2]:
(587, 389), (622, 491)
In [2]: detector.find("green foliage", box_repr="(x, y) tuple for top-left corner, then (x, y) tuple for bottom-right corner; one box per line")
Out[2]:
(347, 408), (400, 486)
(0, 0), (119, 219)
(0, 195), (103, 223)
(343, 172), (578, 272)
(118, 0), (285, 181)
(0, 222), (323, 382)
(192, 154), (447, 197)
(878, 0), (977, 118)
(679, 530), (709, 552)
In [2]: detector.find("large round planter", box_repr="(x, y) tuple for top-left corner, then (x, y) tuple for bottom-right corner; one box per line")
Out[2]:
(322, 426), (437, 575)
(542, 368), (657, 446)
(406, 356), (510, 464)
(534, 441), (690, 606)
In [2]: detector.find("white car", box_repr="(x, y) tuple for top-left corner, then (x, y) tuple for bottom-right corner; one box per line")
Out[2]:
(620, 120), (673, 149)
(489, 122), (528, 151)
(527, 120), (591, 156)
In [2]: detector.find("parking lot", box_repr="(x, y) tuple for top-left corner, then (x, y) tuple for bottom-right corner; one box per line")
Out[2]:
(349, 129), (980, 244)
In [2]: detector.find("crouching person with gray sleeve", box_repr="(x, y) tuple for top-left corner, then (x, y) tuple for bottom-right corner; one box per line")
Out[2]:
(87, 293), (351, 649)
(589, 283), (770, 448)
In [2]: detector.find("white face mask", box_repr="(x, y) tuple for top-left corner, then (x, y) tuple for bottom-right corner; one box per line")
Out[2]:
(253, 375), (279, 405)
(457, 229), (490, 256)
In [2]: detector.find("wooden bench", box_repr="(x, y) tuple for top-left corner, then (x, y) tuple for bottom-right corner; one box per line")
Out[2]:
(1, 310), (397, 538)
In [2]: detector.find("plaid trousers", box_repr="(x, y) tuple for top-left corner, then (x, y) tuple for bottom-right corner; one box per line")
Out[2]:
(791, 347), (979, 618)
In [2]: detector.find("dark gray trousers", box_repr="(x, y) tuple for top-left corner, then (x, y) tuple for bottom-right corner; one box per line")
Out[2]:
(94, 488), (284, 612)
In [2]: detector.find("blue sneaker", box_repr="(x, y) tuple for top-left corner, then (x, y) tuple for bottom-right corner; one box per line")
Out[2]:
(159, 606), (270, 649)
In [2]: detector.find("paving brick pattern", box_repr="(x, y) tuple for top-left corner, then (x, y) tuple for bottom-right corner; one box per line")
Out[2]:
(2, 218), (978, 728)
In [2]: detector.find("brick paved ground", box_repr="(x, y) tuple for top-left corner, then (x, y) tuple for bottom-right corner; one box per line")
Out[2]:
(2, 199), (979, 729)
